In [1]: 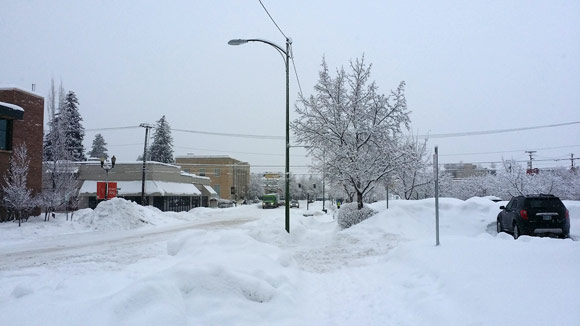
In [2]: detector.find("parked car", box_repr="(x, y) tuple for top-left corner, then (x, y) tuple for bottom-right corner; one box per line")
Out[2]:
(290, 199), (299, 208)
(497, 194), (570, 239)
(217, 199), (235, 208)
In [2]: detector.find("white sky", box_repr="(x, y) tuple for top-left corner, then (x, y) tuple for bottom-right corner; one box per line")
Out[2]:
(1, 0), (579, 174)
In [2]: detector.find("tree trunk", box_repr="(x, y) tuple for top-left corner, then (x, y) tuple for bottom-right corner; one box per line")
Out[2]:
(356, 191), (363, 210)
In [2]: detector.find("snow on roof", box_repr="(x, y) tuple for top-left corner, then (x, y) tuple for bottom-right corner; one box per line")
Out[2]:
(0, 101), (24, 112)
(180, 170), (210, 181)
(203, 185), (218, 196)
(0, 85), (44, 99)
(79, 180), (202, 196)
(175, 154), (232, 159)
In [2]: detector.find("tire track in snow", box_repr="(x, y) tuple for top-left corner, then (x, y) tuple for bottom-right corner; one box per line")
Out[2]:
(0, 217), (256, 270)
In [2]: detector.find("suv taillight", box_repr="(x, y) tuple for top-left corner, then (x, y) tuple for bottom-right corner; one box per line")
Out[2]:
(520, 210), (528, 220)
(566, 209), (569, 219)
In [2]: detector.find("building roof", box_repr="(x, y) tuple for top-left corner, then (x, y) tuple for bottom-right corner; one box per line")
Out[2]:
(0, 86), (44, 99)
(202, 185), (218, 196)
(0, 101), (24, 119)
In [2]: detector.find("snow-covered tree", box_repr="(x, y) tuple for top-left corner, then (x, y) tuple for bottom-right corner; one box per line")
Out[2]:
(293, 56), (410, 209)
(1, 144), (33, 226)
(149, 116), (174, 163)
(60, 91), (86, 161)
(40, 81), (80, 221)
(247, 173), (265, 200)
(43, 80), (63, 161)
(391, 135), (432, 200)
(88, 133), (108, 159)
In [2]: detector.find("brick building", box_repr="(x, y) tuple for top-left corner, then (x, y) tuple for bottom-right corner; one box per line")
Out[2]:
(0, 87), (44, 219)
(175, 155), (250, 200)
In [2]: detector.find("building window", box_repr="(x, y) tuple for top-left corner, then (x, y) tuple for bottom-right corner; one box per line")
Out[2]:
(214, 184), (221, 197)
(215, 168), (220, 177)
(199, 168), (205, 176)
(163, 196), (192, 212)
(0, 119), (13, 151)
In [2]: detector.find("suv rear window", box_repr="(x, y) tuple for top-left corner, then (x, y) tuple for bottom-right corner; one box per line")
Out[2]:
(526, 198), (564, 209)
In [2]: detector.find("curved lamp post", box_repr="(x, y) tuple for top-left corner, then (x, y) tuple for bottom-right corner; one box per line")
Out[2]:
(228, 37), (292, 233)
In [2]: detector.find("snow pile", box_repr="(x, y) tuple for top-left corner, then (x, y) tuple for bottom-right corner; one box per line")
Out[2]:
(336, 202), (377, 229)
(98, 229), (298, 325)
(75, 198), (160, 231)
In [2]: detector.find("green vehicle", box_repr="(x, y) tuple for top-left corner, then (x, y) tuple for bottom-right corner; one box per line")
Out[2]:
(262, 193), (280, 209)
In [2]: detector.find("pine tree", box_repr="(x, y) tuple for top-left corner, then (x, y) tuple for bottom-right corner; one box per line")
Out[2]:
(149, 116), (174, 163)
(88, 133), (108, 159)
(60, 91), (86, 161)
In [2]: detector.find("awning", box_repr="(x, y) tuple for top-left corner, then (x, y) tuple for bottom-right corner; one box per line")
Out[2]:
(79, 180), (202, 196)
(0, 101), (24, 120)
(201, 185), (218, 197)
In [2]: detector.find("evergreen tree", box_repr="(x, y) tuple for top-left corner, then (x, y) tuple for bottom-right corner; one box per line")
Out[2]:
(88, 133), (109, 159)
(60, 91), (86, 161)
(149, 116), (174, 163)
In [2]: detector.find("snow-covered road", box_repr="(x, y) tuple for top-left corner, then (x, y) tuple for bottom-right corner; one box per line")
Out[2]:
(0, 216), (257, 270)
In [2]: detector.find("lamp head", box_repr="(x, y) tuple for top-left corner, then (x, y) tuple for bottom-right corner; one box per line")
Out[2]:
(228, 39), (248, 46)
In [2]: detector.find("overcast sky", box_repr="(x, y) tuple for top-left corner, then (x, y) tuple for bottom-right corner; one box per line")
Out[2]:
(1, 0), (579, 174)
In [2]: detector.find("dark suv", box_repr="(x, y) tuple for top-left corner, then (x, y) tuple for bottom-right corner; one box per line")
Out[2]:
(497, 194), (570, 239)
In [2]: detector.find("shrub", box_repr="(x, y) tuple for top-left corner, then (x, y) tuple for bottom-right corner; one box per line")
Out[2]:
(337, 203), (377, 229)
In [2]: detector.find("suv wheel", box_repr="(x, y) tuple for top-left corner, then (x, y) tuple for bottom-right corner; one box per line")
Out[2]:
(496, 219), (502, 234)
(513, 223), (520, 240)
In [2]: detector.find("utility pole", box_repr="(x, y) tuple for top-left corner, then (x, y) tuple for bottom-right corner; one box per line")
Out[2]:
(570, 153), (580, 171)
(140, 123), (154, 206)
(525, 150), (537, 170)
(434, 146), (440, 246)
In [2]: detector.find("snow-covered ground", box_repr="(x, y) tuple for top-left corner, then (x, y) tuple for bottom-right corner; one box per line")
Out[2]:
(1, 197), (579, 326)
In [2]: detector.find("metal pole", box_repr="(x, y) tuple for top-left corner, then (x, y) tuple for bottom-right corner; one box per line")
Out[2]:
(285, 38), (291, 233)
(386, 185), (389, 209)
(105, 169), (109, 200)
(140, 124), (151, 205)
(434, 146), (440, 246)
(322, 149), (326, 213)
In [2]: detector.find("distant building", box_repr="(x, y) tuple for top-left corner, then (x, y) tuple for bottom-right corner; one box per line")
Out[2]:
(0, 87), (44, 220)
(62, 161), (218, 211)
(443, 163), (493, 180)
(262, 172), (282, 194)
(175, 155), (250, 200)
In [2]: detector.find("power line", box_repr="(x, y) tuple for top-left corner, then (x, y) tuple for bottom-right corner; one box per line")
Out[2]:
(440, 144), (580, 157)
(85, 126), (141, 132)
(172, 128), (283, 140)
(290, 44), (304, 97)
(174, 146), (306, 157)
(421, 120), (580, 139)
(258, 0), (288, 39)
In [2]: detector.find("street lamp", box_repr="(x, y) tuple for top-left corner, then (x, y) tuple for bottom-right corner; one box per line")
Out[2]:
(228, 37), (292, 233)
(100, 155), (116, 200)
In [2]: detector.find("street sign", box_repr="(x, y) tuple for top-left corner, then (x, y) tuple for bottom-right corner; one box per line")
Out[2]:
(97, 182), (118, 200)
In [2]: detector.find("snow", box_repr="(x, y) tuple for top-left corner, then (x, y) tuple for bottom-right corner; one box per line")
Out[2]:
(1, 197), (579, 325)
(0, 100), (24, 112)
(202, 184), (218, 195)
